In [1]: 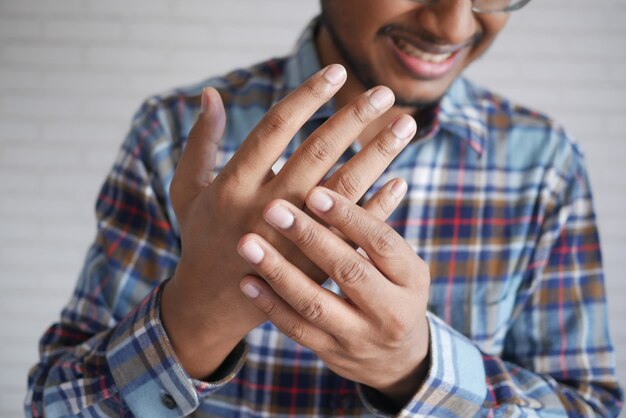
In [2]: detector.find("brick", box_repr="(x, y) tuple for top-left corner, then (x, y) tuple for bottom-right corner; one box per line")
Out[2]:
(607, 116), (626, 135)
(85, 0), (170, 16)
(1, 144), (83, 168)
(43, 21), (124, 42)
(42, 173), (101, 196)
(42, 71), (127, 93)
(0, 120), (39, 141)
(609, 63), (626, 82)
(80, 96), (140, 120)
(0, 69), (41, 90)
(41, 223), (94, 244)
(42, 122), (125, 144)
(86, 46), (167, 70)
(0, 245), (84, 268)
(0, 0), (84, 14)
(2, 45), (82, 66)
(0, 170), (40, 193)
(0, 19), (41, 39)
(563, 88), (626, 111)
(128, 72), (194, 94)
(128, 22), (213, 46)
(1, 95), (82, 117)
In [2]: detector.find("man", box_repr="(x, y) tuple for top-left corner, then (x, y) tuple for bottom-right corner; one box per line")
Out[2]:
(26, 0), (623, 416)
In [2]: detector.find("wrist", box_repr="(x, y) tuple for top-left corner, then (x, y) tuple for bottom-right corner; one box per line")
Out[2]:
(160, 276), (244, 379)
(369, 319), (431, 409)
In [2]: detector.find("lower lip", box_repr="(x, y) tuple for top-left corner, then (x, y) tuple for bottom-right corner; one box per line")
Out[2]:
(388, 37), (461, 80)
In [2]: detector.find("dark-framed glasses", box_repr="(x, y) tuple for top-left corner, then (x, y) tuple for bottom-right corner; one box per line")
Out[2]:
(410, 0), (531, 13)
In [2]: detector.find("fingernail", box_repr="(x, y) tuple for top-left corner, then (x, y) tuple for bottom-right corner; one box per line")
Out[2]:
(308, 190), (334, 212)
(240, 241), (265, 264)
(323, 64), (347, 85)
(265, 205), (294, 229)
(241, 282), (260, 299)
(200, 88), (207, 112)
(391, 179), (407, 200)
(368, 87), (394, 110)
(391, 116), (416, 141)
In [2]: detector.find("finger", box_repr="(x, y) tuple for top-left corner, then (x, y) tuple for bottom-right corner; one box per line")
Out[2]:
(239, 274), (338, 352)
(261, 200), (397, 316)
(330, 177), (408, 248)
(306, 184), (422, 288)
(222, 64), (347, 184)
(361, 178), (409, 221)
(170, 87), (226, 204)
(236, 234), (358, 336)
(274, 86), (395, 195)
(323, 114), (416, 203)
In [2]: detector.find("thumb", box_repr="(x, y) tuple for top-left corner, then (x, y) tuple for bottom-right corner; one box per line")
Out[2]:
(171, 87), (226, 204)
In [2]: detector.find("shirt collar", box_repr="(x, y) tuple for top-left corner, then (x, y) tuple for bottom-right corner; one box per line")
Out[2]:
(279, 17), (487, 155)
(438, 77), (487, 155)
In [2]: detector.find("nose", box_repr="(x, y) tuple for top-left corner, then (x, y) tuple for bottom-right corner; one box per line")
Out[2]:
(413, 0), (477, 46)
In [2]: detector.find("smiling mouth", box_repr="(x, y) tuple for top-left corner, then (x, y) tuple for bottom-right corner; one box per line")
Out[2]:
(392, 36), (455, 63)
(387, 35), (463, 79)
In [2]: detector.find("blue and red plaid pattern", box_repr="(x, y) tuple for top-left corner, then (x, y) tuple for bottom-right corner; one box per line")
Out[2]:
(26, 19), (623, 417)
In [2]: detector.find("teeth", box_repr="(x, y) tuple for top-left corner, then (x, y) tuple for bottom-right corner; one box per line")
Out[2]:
(395, 38), (452, 64)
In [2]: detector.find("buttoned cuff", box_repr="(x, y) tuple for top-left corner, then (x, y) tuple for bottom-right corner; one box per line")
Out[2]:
(358, 312), (487, 417)
(106, 281), (247, 417)
(402, 312), (487, 416)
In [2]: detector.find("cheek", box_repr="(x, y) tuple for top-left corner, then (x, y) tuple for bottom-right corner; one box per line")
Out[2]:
(478, 14), (509, 44)
(469, 14), (509, 59)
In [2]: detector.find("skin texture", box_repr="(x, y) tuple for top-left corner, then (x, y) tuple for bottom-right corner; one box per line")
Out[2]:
(238, 186), (431, 408)
(162, 0), (513, 410)
(161, 68), (417, 380)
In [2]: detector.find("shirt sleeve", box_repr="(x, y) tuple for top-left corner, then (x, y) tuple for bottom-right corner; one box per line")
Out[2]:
(24, 100), (246, 417)
(359, 137), (624, 417)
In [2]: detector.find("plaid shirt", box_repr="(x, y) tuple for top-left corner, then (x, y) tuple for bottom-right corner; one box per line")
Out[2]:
(26, 19), (623, 418)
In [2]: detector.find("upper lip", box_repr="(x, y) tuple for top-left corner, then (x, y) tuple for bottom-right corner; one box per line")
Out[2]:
(380, 25), (476, 55)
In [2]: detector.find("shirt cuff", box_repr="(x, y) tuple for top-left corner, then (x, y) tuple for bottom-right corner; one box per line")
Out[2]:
(403, 312), (487, 416)
(358, 312), (487, 417)
(106, 281), (247, 417)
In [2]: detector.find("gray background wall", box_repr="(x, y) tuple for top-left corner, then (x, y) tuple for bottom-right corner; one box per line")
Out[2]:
(0, 0), (624, 416)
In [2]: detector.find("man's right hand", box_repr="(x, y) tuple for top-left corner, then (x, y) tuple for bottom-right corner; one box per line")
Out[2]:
(161, 64), (417, 379)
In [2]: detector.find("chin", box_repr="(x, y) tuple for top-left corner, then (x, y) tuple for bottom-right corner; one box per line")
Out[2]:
(381, 75), (456, 109)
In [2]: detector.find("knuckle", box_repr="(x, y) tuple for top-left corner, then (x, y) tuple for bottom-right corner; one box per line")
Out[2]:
(374, 136), (397, 159)
(264, 262), (287, 286)
(261, 299), (279, 317)
(335, 171), (362, 200)
(303, 134), (334, 164)
(349, 101), (371, 126)
(294, 224), (319, 249)
(284, 320), (305, 341)
(372, 226), (399, 257)
(372, 193), (394, 218)
(336, 205), (358, 229)
(303, 81), (324, 100)
(215, 167), (244, 191)
(262, 108), (291, 134)
(334, 259), (368, 287)
(298, 295), (326, 322)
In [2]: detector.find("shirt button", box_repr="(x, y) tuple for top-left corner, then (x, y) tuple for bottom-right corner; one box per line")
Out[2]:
(161, 392), (177, 410)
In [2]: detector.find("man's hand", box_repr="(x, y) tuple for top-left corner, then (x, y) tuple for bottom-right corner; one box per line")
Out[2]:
(161, 64), (418, 379)
(237, 184), (431, 409)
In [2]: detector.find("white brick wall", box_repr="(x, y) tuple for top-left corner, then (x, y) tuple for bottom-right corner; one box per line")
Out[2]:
(0, 0), (624, 416)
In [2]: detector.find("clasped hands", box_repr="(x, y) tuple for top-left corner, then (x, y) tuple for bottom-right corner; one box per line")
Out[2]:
(161, 64), (431, 408)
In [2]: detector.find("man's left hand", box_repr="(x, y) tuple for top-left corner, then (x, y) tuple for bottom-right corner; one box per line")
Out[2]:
(237, 180), (431, 408)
